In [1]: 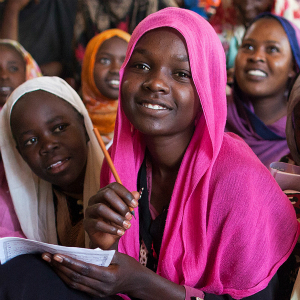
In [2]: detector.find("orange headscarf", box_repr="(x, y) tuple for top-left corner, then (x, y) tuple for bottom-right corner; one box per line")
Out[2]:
(81, 29), (130, 144)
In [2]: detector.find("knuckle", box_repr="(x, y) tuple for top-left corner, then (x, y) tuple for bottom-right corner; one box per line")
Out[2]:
(80, 264), (91, 277)
(69, 272), (82, 283)
(96, 202), (107, 214)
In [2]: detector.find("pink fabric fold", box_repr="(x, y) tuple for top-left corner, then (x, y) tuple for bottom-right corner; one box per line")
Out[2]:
(100, 7), (299, 299)
(0, 156), (24, 238)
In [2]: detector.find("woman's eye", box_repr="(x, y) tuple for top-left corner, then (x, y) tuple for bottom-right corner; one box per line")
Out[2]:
(99, 58), (111, 65)
(134, 63), (150, 71)
(267, 46), (280, 53)
(24, 137), (37, 146)
(53, 124), (67, 132)
(175, 71), (191, 78)
(9, 66), (19, 72)
(242, 43), (254, 51)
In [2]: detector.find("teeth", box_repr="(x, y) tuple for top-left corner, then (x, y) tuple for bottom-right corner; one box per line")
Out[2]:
(109, 80), (120, 85)
(248, 70), (267, 77)
(0, 87), (12, 93)
(143, 103), (167, 110)
(47, 160), (62, 170)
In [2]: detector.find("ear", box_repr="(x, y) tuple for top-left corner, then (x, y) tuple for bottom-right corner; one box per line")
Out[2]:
(289, 59), (297, 78)
(289, 69), (296, 78)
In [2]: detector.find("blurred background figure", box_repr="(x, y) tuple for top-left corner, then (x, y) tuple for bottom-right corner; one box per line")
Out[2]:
(0, 0), (78, 86)
(73, 0), (178, 87)
(210, 0), (300, 84)
(81, 29), (130, 146)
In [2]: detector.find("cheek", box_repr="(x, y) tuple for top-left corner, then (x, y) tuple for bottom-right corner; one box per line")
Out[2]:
(93, 65), (106, 85)
(12, 72), (26, 88)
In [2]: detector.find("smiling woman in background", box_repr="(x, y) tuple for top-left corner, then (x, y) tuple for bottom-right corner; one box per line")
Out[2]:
(81, 29), (130, 146)
(226, 13), (300, 169)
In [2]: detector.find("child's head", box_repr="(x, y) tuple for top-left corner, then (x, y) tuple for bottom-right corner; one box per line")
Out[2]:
(10, 90), (89, 194)
(232, 0), (273, 26)
(0, 40), (41, 107)
(121, 27), (201, 138)
(1, 76), (101, 196)
(0, 44), (26, 107)
(234, 14), (299, 101)
(81, 29), (130, 103)
(93, 36), (129, 100)
(109, 7), (227, 180)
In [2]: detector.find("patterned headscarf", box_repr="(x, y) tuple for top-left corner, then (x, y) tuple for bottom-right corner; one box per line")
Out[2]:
(0, 39), (42, 80)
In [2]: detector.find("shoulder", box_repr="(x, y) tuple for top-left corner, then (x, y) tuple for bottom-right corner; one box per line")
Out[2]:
(211, 132), (278, 192)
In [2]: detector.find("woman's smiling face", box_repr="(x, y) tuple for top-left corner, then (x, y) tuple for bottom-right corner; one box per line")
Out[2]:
(10, 90), (89, 194)
(235, 17), (295, 100)
(121, 28), (200, 139)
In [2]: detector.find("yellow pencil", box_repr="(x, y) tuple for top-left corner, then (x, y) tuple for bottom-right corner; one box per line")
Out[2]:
(93, 128), (135, 217)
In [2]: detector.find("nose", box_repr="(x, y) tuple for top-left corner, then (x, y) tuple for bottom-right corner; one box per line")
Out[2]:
(0, 67), (9, 80)
(109, 59), (122, 75)
(39, 135), (59, 155)
(142, 69), (170, 94)
(248, 47), (266, 63)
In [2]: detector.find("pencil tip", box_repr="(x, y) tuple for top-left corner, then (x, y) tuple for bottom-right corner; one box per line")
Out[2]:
(131, 210), (136, 219)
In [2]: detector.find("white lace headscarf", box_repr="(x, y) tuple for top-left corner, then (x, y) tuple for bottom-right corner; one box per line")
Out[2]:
(0, 76), (103, 245)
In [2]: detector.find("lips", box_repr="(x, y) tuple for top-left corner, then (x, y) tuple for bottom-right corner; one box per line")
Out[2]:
(46, 158), (70, 173)
(0, 86), (13, 96)
(107, 79), (120, 89)
(247, 69), (267, 77)
(142, 103), (168, 110)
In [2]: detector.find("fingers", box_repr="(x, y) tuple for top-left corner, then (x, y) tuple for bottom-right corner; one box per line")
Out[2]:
(89, 183), (138, 212)
(42, 253), (117, 297)
(84, 213), (129, 237)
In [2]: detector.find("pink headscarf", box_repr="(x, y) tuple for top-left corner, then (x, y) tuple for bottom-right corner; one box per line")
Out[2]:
(100, 7), (299, 298)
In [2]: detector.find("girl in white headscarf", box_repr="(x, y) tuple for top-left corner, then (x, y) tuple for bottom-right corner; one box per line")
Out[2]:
(0, 76), (103, 246)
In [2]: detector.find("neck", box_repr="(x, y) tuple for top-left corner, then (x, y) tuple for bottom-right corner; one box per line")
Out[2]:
(248, 94), (287, 125)
(144, 131), (193, 175)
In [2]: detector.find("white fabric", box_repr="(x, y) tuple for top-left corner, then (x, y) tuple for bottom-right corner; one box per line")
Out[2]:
(0, 76), (103, 245)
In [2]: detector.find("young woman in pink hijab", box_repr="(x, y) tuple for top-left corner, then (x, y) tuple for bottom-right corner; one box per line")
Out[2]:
(0, 7), (298, 300)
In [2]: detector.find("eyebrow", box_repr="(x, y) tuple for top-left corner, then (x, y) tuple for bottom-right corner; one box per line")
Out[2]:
(243, 38), (281, 44)
(18, 116), (65, 138)
(133, 48), (189, 62)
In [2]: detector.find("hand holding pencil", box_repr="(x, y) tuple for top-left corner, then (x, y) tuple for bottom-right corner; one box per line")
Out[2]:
(93, 128), (137, 218)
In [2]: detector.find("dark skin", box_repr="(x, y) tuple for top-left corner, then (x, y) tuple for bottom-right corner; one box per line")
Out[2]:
(11, 91), (89, 196)
(234, 18), (296, 125)
(42, 28), (201, 300)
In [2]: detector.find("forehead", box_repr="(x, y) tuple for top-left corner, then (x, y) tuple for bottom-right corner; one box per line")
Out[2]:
(96, 36), (128, 56)
(245, 18), (287, 40)
(0, 44), (25, 63)
(133, 27), (188, 56)
(11, 90), (77, 122)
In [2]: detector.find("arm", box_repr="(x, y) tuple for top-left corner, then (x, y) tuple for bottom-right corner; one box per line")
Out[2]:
(0, 0), (38, 39)
(42, 183), (186, 299)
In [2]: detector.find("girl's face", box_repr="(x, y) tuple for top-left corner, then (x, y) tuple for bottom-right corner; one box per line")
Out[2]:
(233, 0), (273, 26)
(121, 28), (200, 139)
(11, 90), (89, 194)
(235, 18), (295, 99)
(93, 36), (128, 100)
(0, 45), (26, 107)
